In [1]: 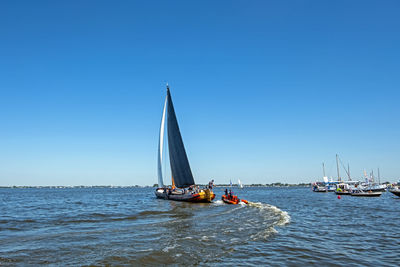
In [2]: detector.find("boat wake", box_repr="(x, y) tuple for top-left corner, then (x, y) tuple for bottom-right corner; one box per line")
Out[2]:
(211, 199), (290, 241)
(233, 201), (291, 240)
(247, 201), (291, 226)
(213, 200), (224, 205)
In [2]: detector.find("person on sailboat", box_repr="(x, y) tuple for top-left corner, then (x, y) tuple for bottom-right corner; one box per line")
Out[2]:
(208, 180), (214, 189)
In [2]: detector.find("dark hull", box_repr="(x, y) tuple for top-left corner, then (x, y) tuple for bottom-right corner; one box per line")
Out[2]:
(155, 189), (214, 203)
(335, 191), (351, 195)
(351, 193), (382, 197)
(389, 190), (400, 197)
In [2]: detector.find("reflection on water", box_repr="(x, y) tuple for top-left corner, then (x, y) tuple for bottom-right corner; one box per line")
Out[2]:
(1, 187), (399, 265)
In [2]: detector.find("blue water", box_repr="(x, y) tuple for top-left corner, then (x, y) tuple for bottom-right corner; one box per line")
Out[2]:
(0, 187), (399, 266)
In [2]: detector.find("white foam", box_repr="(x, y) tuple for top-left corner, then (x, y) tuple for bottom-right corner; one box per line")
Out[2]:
(162, 244), (177, 252)
(247, 201), (291, 226)
(250, 226), (278, 240)
(213, 200), (224, 205)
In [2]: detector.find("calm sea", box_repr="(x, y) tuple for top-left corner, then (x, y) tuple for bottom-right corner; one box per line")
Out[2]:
(0, 187), (399, 266)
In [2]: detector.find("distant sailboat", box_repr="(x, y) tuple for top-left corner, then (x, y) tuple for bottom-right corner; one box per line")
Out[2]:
(238, 179), (243, 189)
(155, 85), (215, 202)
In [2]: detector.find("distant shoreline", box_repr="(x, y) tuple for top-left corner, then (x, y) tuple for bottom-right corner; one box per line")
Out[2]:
(0, 183), (311, 189)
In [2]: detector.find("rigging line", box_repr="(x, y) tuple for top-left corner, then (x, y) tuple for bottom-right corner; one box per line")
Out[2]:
(327, 160), (335, 178)
(338, 156), (349, 177)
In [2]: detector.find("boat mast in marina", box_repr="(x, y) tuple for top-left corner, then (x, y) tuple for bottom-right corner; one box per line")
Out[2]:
(378, 168), (381, 184)
(371, 170), (375, 183)
(336, 154), (341, 182)
(322, 162), (328, 183)
(347, 163), (351, 181)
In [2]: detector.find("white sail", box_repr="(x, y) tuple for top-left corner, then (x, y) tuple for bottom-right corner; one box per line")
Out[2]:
(238, 179), (243, 188)
(157, 95), (168, 188)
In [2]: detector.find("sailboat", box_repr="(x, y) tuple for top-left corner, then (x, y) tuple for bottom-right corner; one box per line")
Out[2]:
(238, 179), (243, 189)
(155, 85), (215, 202)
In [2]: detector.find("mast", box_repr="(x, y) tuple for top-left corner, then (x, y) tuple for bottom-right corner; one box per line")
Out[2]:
(364, 169), (368, 183)
(336, 154), (341, 182)
(348, 163), (351, 181)
(322, 162), (326, 177)
(378, 168), (381, 184)
(371, 170), (375, 183)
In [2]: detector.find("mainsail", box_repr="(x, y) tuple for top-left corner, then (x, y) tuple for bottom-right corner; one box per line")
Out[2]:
(238, 179), (243, 188)
(166, 86), (195, 188)
(157, 95), (167, 188)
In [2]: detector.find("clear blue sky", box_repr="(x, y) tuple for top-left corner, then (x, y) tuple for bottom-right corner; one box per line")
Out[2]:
(1, 0), (399, 186)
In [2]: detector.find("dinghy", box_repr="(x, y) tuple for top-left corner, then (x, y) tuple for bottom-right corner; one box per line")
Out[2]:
(221, 188), (248, 205)
(221, 194), (248, 205)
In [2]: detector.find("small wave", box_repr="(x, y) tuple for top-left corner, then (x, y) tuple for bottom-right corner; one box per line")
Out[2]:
(248, 201), (291, 226)
(111, 215), (138, 222)
(4, 227), (21, 231)
(162, 243), (178, 252)
(241, 201), (290, 240)
(213, 200), (224, 205)
(137, 210), (171, 217)
(137, 248), (154, 252)
(200, 236), (208, 241)
(0, 257), (21, 263)
(250, 226), (278, 240)
(91, 213), (107, 217)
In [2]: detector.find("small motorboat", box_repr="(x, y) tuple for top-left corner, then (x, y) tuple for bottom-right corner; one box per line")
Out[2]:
(350, 189), (382, 197)
(312, 186), (327, 192)
(221, 194), (248, 205)
(326, 184), (336, 192)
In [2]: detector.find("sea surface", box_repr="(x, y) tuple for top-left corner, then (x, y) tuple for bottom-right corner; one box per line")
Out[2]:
(0, 187), (399, 266)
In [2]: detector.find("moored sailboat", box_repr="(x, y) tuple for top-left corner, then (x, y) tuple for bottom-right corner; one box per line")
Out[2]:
(389, 183), (400, 197)
(389, 188), (400, 197)
(155, 85), (215, 202)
